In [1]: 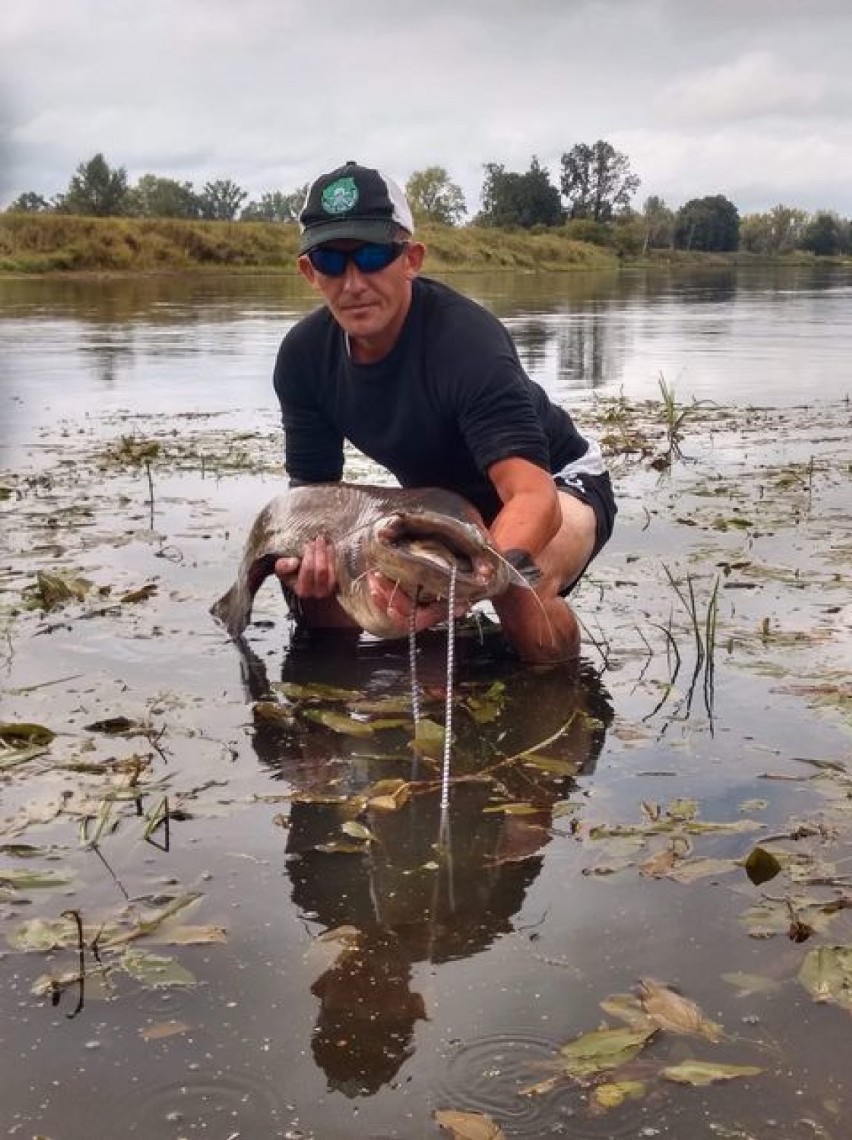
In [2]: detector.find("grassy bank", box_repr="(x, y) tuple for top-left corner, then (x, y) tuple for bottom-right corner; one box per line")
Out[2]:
(0, 213), (619, 274)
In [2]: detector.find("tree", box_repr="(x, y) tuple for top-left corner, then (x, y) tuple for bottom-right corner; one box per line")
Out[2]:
(6, 191), (50, 213)
(477, 157), (562, 229)
(674, 195), (740, 251)
(560, 141), (640, 222)
(798, 210), (846, 256)
(641, 195), (675, 252)
(58, 153), (129, 216)
(405, 167), (466, 226)
(740, 204), (807, 255)
(198, 179), (247, 221)
(126, 174), (200, 219)
(240, 187), (307, 222)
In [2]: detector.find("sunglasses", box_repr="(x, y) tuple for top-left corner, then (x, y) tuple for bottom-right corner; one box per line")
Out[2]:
(306, 242), (408, 277)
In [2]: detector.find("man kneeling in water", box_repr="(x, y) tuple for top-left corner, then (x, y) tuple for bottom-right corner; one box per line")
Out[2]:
(272, 161), (616, 663)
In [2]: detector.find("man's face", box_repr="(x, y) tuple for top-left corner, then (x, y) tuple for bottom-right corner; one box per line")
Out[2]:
(298, 240), (425, 362)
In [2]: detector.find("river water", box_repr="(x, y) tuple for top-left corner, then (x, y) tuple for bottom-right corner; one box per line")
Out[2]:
(1, 264), (851, 1139)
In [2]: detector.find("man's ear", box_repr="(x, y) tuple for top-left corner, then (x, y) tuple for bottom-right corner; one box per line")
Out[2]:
(403, 241), (426, 278)
(297, 254), (318, 287)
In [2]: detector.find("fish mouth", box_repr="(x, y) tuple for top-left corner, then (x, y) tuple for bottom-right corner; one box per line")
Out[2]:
(370, 512), (500, 602)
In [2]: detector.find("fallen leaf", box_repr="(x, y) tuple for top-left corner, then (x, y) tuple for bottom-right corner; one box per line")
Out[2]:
(303, 709), (375, 736)
(121, 949), (196, 989)
(559, 1026), (656, 1079)
(798, 945), (852, 1013)
(593, 1080), (646, 1109)
(410, 717), (446, 760)
(140, 1020), (191, 1041)
(638, 978), (723, 1042)
(0, 722), (56, 748)
(433, 1109), (506, 1139)
(341, 820), (376, 843)
(661, 1060), (763, 1086)
(742, 846), (783, 885)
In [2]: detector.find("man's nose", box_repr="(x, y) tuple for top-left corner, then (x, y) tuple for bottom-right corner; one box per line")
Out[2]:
(340, 260), (367, 291)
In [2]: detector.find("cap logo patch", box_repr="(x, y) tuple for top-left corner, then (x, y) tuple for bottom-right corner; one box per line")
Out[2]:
(321, 177), (359, 216)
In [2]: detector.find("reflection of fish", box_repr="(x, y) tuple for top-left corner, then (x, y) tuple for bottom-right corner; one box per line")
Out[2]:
(212, 482), (527, 639)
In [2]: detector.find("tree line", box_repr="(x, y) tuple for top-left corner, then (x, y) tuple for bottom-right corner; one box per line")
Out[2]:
(6, 145), (851, 258)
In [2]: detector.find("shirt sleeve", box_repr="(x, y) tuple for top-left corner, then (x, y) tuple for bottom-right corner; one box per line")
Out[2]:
(273, 326), (344, 484)
(430, 298), (553, 474)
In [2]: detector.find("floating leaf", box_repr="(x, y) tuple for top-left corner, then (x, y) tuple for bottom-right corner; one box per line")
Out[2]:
(661, 1060), (763, 1086)
(152, 924), (227, 946)
(665, 857), (738, 883)
(274, 680), (359, 702)
(313, 840), (369, 855)
(738, 799), (769, 813)
(0, 722), (56, 748)
(120, 583), (158, 604)
(349, 694), (412, 715)
(303, 709), (375, 736)
(483, 802), (544, 816)
(366, 779), (411, 812)
(35, 570), (93, 609)
(140, 1020), (191, 1041)
(667, 798), (698, 822)
(722, 972), (781, 997)
(121, 949), (196, 989)
(8, 915), (77, 952)
(798, 945), (852, 1012)
(31, 969), (85, 998)
(410, 717), (446, 760)
(521, 755), (580, 778)
(434, 1109), (506, 1139)
(84, 716), (146, 736)
(637, 978), (723, 1042)
(0, 868), (72, 890)
(742, 846), (783, 885)
(252, 701), (297, 726)
(593, 1080), (646, 1109)
(599, 992), (655, 1031)
(341, 820), (376, 843)
(558, 1026), (656, 1079)
(0, 744), (49, 770)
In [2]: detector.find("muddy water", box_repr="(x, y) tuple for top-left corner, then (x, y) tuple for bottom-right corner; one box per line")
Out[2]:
(1, 265), (851, 1139)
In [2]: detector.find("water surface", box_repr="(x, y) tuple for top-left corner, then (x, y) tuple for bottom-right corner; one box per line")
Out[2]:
(1, 265), (851, 1139)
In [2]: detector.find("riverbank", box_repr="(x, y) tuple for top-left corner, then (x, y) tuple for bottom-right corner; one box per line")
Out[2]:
(0, 213), (611, 274)
(2, 213), (846, 275)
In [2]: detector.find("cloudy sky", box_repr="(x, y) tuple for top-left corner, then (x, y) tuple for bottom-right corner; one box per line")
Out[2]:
(2, 0), (851, 218)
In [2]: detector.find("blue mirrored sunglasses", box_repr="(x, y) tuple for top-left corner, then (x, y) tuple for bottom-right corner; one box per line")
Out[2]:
(307, 242), (408, 277)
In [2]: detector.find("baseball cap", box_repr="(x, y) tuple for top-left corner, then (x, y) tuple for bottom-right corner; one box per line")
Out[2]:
(298, 161), (414, 254)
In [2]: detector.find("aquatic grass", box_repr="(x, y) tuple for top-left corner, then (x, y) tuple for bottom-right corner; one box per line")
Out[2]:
(644, 567), (720, 724)
(655, 373), (716, 467)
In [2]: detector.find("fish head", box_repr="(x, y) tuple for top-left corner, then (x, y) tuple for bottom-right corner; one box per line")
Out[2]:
(366, 510), (521, 605)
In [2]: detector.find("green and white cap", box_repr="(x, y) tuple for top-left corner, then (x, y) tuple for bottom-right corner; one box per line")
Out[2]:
(298, 161), (414, 254)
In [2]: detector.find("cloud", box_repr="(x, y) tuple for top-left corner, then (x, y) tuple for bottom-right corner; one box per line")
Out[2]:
(2, 0), (851, 215)
(624, 123), (852, 214)
(657, 51), (827, 124)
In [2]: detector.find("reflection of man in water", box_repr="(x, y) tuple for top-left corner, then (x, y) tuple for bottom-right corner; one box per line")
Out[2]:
(309, 928), (426, 1097)
(242, 637), (613, 1095)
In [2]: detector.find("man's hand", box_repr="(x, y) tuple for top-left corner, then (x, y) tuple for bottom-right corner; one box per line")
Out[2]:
(275, 536), (338, 599)
(366, 570), (468, 633)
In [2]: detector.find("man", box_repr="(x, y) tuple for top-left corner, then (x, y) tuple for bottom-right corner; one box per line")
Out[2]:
(272, 161), (616, 663)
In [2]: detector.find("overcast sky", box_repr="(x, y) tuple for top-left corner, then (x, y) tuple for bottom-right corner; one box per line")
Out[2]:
(2, 0), (851, 218)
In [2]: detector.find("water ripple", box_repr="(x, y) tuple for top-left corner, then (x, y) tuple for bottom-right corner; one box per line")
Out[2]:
(434, 1031), (660, 1138)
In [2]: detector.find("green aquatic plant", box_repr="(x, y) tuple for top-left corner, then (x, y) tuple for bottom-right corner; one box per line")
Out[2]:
(655, 373), (715, 467)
